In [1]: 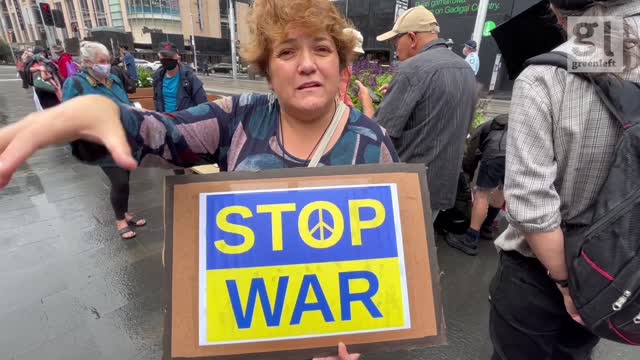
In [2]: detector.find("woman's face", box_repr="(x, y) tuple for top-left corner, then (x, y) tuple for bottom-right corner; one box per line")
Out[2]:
(86, 53), (111, 67)
(268, 29), (341, 118)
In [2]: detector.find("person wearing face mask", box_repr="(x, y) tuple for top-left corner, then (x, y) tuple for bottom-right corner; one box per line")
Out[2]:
(152, 42), (207, 114)
(152, 42), (208, 175)
(62, 41), (147, 240)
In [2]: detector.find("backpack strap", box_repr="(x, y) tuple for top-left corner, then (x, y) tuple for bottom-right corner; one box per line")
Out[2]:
(588, 76), (631, 128)
(182, 69), (193, 96)
(72, 76), (84, 95)
(524, 51), (570, 70)
(524, 51), (631, 129)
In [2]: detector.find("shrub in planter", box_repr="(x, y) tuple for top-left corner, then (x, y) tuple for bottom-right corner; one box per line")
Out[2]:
(137, 67), (153, 88)
(347, 59), (395, 112)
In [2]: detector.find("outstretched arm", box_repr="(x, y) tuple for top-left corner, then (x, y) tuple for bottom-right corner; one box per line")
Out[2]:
(0, 95), (234, 188)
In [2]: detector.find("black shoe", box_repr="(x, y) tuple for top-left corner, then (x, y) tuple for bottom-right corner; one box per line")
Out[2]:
(480, 224), (496, 240)
(444, 233), (479, 256)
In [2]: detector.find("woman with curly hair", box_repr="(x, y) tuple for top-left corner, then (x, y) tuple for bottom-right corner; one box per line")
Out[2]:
(0, 1), (381, 357)
(0, 0), (397, 185)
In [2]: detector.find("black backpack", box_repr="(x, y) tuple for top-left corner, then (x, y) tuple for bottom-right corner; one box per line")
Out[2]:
(112, 65), (137, 94)
(525, 52), (640, 345)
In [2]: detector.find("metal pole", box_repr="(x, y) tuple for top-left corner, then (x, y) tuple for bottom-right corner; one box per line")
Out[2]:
(35, 0), (56, 48)
(50, 3), (59, 46)
(471, 0), (489, 50)
(228, 0), (237, 80)
(0, 8), (17, 64)
(190, 9), (198, 73)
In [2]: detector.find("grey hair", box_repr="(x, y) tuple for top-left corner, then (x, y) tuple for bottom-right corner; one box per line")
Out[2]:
(554, 0), (640, 70)
(79, 41), (110, 64)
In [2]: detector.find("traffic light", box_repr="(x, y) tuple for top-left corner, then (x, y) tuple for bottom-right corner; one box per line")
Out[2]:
(39, 3), (54, 26)
(52, 9), (65, 28)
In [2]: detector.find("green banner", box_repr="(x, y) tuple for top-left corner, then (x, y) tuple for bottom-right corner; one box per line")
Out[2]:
(416, 0), (504, 16)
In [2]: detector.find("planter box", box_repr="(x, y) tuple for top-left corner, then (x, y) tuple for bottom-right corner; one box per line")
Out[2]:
(128, 87), (219, 111)
(128, 87), (155, 110)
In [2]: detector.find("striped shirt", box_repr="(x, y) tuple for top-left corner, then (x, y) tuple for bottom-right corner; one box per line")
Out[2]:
(495, 2), (640, 256)
(114, 94), (399, 171)
(374, 39), (477, 210)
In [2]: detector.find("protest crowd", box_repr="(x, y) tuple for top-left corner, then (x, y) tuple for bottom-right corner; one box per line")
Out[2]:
(1, 0), (640, 359)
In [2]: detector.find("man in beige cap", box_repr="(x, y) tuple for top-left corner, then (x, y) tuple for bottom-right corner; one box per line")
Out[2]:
(358, 6), (477, 220)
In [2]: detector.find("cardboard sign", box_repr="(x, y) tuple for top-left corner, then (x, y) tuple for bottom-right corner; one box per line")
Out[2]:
(164, 164), (445, 360)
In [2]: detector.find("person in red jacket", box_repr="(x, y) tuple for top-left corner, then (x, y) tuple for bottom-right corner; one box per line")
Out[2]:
(52, 45), (74, 80)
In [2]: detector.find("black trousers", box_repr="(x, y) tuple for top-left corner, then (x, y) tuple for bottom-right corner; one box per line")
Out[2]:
(19, 71), (28, 89)
(101, 167), (130, 221)
(490, 251), (600, 360)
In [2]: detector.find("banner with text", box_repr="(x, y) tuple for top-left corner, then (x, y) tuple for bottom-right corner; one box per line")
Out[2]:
(198, 185), (410, 345)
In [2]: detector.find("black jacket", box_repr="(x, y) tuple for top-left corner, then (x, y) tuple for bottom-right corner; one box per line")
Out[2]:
(152, 64), (207, 112)
(463, 114), (508, 176)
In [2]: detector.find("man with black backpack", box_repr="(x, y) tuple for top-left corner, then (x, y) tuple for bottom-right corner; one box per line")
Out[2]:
(491, 0), (640, 358)
(152, 42), (207, 114)
(110, 57), (137, 94)
(152, 42), (208, 175)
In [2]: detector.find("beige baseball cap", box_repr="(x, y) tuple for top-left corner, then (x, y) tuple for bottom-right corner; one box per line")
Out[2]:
(376, 6), (440, 42)
(344, 28), (365, 54)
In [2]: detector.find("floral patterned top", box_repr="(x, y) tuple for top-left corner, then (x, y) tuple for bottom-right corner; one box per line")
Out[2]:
(117, 93), (399, 171)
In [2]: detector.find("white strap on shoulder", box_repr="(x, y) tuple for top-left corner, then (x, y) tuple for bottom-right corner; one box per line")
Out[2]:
(308, 101), (347, 168)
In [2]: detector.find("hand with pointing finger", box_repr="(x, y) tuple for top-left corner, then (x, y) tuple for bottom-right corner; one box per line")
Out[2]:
(313, 343), (360, 360)
(0, 95), (137, 189)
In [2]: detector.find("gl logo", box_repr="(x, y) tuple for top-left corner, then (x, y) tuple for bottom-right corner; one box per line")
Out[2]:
(572, 20), (615, 57)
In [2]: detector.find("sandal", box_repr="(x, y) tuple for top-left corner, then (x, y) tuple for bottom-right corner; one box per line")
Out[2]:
(127, 216), (147, 227)
(119, 226), (137, 240)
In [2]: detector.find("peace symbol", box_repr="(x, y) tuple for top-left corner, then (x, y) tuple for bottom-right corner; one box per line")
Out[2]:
(298, 201), (345, 249)
(309, 207), (335, 242)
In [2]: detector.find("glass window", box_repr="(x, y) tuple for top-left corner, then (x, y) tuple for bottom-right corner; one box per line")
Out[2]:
(219, 0), (228, 17)
(221, 21), (229, 39)
(64, 0), (77, 21)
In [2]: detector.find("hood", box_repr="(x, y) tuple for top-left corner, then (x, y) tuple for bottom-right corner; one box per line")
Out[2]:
(554, 1), (640, 55)
(59, 53), (73, 61)
(608, 1), (640, 17)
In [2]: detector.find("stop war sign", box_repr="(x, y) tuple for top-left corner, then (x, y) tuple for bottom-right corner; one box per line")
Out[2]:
(164, 164), (444, 360)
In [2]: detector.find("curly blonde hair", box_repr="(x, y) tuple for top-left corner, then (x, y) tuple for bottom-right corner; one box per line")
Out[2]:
(241, 0), (357, 78)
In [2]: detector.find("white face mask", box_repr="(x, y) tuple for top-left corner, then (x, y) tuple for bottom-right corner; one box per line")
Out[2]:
(51, 53), (60, 61)
(92, 64), (111, 78)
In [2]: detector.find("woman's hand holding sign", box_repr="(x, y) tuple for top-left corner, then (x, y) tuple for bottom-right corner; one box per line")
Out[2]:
(313, 343), (360, 360)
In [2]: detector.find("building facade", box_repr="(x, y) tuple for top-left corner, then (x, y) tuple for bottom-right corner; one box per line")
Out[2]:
(1, 0), (48, 45)
(1, 0), (250, 50)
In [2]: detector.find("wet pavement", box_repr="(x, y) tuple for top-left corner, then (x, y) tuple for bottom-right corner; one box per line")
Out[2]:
(0, 65), (638, 360)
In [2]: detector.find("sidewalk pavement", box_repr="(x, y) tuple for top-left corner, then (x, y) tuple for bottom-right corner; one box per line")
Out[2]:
(202, 76), (270, 96)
